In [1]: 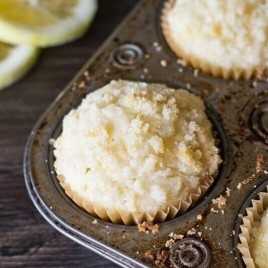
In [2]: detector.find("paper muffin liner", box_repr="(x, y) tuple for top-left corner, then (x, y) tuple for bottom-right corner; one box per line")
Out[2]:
(237, 186), (268, 268)
(161, 0), (266, 80)
(57, 174), (214, 225)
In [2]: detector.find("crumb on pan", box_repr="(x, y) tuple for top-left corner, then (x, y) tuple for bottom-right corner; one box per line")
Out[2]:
(187, 228), (197, 236)
(225, 187), (231, 197)
(143, 68), (148, 73)
(211, 207), (219, 214)
(237, 176), (254, 190)
(169, 232), (184, 240)
(160, 60), (167, 67)
(78, 81), (86, 89)
(212, 195), (227, 209)
(176, 59), (187, 66)
(145, 248), (170, 266)
(256, 153), (266, 174)
(137, 221), (159, 234)
(197, 214), (203, 220)
(252, 80), (258, 88)
(165, 239), (175, 248)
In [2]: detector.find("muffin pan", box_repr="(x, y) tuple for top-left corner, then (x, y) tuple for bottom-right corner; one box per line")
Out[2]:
(24, 0), (268, 267)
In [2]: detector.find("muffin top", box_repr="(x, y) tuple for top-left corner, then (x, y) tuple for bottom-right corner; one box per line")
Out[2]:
(252, 208), (268, 268)
(164, 0), (268, 74)
(54, 80), (221, 216)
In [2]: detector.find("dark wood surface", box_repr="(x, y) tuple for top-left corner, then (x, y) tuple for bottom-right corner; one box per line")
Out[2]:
(0, 1), (137, 267)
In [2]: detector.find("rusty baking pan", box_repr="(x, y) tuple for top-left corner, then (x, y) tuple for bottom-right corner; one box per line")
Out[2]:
(24, 0), (268, 267)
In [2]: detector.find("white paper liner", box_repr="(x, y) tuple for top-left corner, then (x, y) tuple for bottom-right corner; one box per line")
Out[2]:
(58, 174), (214, 225)
(238, 186), (268, 268)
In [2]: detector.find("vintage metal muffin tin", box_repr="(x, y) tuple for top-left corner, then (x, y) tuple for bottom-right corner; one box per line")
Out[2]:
(24, 0), (268, 267)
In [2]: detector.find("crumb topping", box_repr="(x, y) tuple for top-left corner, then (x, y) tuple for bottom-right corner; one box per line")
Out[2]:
(54, 80), (221, 217)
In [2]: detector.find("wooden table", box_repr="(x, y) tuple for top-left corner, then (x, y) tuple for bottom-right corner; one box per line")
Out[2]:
(0, 1), (136, 267)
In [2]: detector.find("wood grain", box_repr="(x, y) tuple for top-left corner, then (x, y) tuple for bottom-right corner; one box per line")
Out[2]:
(0, 1), (137, 267)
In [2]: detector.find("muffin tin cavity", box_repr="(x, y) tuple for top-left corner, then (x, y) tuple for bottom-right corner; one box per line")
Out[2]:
(233, 180), (268, 268)
(46, 84), (229, 226)
(250, 98), (268, 144)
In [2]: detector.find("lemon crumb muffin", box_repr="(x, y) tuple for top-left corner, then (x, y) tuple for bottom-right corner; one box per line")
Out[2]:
(162, 0), (268, 79)
(251, 208), (268, 268)
(54, 80), (221, 224)
(238, 188), (268, 268)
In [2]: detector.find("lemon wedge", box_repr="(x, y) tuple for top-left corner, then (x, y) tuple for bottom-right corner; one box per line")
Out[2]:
(0, 0), (97, 47)
(0, 42), (39, 90)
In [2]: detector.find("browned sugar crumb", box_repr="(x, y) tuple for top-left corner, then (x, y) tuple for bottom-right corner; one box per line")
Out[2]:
(78, 81), (86, 89)
(165, 239), (175, 248)
(252, 80), (258, 88)
(105, 68), (111, 73)
(211, 207), (219, 214)
(177, 58), (187, 66)
(194, 69), (199, 77)
(151, 224), (160, 235)
(143, 68), (148, 73)
(187, 228), (197, 236)
(256, 153), (266, 174)
(137, 221), (146, 232)
(168, 232), (184, 240)
(237, 176), (255, 189)
(145, 249), (155, 261)
(145, 249), (169, 266)
(155, 249), (169, 266)
(137, 221), (159, 234)
(197, 214), (203, 221)
(174, 234), (184, 240)
(153, 42), (162, 52)
(225, 187), (231, 197)
(212, 195), (227, 209)
(160, 60), (167, 67)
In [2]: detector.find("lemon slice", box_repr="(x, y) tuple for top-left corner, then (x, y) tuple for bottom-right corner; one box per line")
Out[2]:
(0, 42), (39, 90)
(0, 0), (97, 47)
